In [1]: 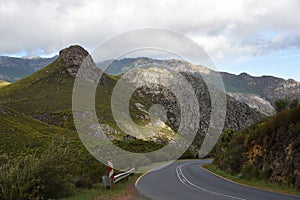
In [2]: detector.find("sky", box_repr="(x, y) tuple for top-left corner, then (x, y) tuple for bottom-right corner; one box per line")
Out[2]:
(0, 0), (300, 80)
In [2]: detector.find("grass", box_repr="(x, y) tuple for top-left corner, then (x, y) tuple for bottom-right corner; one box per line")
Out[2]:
(203, 164), (300, 197)
(0, 107), (79, 156)
(63, 173), (140, 200)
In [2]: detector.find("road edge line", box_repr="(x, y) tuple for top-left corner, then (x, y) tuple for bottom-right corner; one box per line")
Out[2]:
(134, 168), (154, 200)
(199, 164), (300, 198)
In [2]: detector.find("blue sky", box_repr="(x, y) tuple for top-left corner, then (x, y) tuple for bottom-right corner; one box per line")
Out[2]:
(214, 48), (300, 81)
(0, 0), (299, 81)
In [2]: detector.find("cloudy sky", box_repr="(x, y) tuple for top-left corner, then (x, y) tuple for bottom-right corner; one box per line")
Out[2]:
(1, 0), (300, 80)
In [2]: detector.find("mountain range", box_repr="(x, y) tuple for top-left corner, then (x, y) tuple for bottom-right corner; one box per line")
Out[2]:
(0, 55), (57, 82)
(2, 54), (299, 116)
(98, 57), (300, 115)
(1, 53), (299, 118)
(0, 45), (263, 156)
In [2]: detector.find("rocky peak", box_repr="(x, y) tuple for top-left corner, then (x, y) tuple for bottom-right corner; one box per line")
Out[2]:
(59, 45), (90, 77)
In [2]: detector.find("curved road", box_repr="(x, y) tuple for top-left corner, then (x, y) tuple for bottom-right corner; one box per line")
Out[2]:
(136, 160), (299, 200)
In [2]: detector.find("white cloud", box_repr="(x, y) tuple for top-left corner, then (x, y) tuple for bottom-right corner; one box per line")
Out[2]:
(0, 0), (300, 60)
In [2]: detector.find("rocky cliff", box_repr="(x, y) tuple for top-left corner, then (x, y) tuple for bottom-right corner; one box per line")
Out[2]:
(214, 105), (300, 189)
(99, 58), (300, 116)
(228, 92), (275, 116)
(120, 67), (263, 150)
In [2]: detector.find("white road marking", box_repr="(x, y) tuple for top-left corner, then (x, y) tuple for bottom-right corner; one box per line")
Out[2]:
(176, 163), (247, 200)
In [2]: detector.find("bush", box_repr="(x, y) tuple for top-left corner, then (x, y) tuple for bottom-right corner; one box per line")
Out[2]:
(241, 163), (261, 179)
(213, 129), (245, 174)
(0, 137), (75, 200)
(275, 99), (290, 113)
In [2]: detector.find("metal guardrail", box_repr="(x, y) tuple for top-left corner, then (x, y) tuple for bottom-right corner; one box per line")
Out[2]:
(114, 168), (135, 183)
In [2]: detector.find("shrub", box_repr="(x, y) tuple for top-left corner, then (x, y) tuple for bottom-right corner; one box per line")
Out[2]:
(241, 163), (261, 179)
(275, 99), (290, 113)
(0, 137), (75, 200)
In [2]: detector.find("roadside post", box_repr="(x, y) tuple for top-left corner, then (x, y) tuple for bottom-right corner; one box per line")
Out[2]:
(102, 174), (110, 189)
(108, 160), (114, 190)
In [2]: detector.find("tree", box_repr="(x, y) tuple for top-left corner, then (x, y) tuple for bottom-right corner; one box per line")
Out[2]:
(289, 98), (299, 109)
(275, 99), (290, 113)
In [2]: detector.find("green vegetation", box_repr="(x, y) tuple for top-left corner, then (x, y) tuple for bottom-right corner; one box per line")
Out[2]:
(0, 106), (182, 199)
(64, 174), (140, 200)
(213, 105), (300, 190)
(203, 164), (300, 196)
(0, 137), (107, 200)
(0, 50), (197, 199)
(275, 98), (299, 112)
(0, 56), (172, 139)
(222, 75), (259, 94)
(0, 106), (75, 155)
(0, 58), (76, 114)
(113, 140), (164, 153)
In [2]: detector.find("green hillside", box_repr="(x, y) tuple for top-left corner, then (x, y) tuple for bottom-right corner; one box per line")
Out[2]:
(0, 106), (77, 155)
(214, 105), (300, 189)
(0, 46), (176, 143)
(0, 58), (76, 113)
(0, 52), (117, 129)
(0, 96), (173, 199)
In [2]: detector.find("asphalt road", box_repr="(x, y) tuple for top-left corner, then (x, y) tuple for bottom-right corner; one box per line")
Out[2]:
(135, 160), (299, 200)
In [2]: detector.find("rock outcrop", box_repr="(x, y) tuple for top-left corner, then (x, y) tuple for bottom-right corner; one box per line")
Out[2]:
(99, 57), (300, 116)
(228, 92), (275, 116)
(214, 105), (300, 189)
(121, 67), (263, 148)
(59, 45), (90, 77)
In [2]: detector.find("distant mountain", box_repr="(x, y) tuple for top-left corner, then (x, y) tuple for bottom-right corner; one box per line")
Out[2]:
(2, 55), (298, 114)
(1, 54), (298, 115)
(0, 55), (57, 82)
(99, 58), (300, 115)
(222, 72), (300, 106)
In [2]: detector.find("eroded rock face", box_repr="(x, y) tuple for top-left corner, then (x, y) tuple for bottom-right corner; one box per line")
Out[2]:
(247, 124), (300, 189)
(228, 92), (275, 116)
(59, 45), (90, 77)
(123, 67), (263, 149)
(100, 58), (300, 116)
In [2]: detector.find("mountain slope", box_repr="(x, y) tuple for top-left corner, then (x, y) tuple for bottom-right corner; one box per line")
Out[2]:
(214, 105), (300, 189)
(99, 57), (300, 115)
(0, 45), (263, 153)
(2, 55), (298, 115)
(222, 72), (300, 105)
(0, 55), (57, 82)
(0, 46), (176, 142)
(228, 92), (275, 115)
(0, 105), (76, 155)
